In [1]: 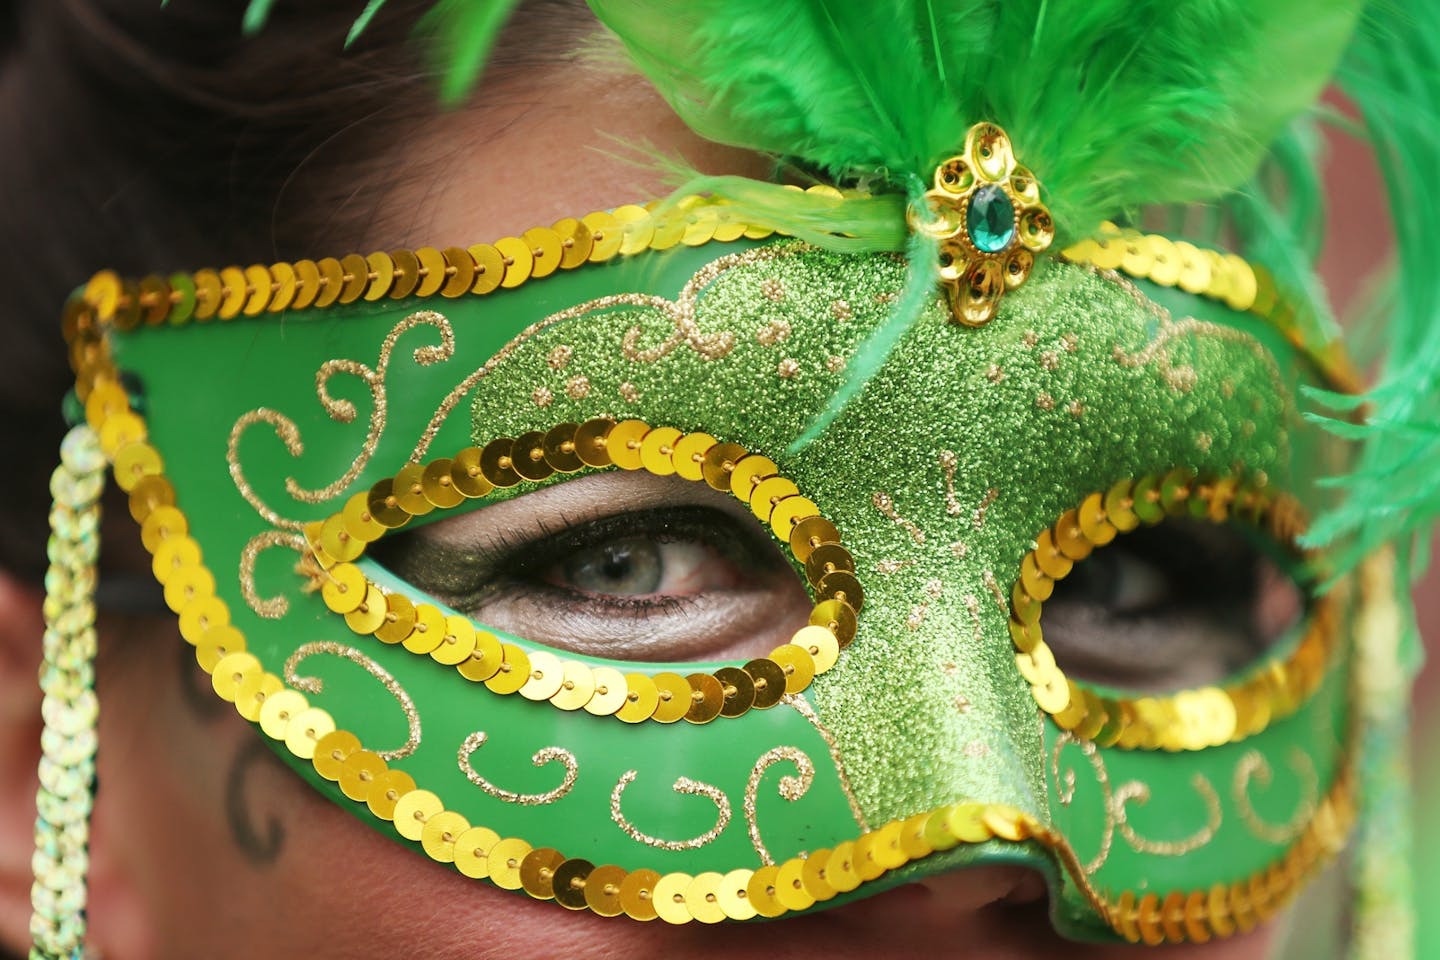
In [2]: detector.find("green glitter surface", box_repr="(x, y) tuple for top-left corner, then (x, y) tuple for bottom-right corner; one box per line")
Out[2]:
(110, 237), (1352, 939)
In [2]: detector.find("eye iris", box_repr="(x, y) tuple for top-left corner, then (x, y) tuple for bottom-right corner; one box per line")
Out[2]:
(564, 538), (663, 596)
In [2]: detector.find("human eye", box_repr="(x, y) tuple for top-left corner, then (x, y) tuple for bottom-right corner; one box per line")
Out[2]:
(367, 471), (813, 663)
(1039, 517), (1305, 692)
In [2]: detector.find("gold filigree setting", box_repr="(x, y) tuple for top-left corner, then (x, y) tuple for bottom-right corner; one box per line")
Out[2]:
(909, 123), (1054, 326)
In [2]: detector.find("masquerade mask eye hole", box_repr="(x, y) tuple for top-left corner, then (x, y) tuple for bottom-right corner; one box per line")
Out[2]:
(366, 471), (813, 664)
(1041, 517), (1304, 693)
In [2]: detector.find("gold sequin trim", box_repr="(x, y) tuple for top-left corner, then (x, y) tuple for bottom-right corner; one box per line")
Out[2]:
(1008, 469), (1338, 750)
(307, 419), (857, 721)
(1063, 224), (1360, 392)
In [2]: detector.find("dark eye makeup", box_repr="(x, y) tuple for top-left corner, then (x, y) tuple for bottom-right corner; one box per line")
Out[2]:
(370, 472), (1305, 690)
(368, 472), (814, 663)
(1042, 516), (1306, 692)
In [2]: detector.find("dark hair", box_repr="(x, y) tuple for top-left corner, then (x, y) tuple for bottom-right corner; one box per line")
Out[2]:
(0, 0), (588, 582)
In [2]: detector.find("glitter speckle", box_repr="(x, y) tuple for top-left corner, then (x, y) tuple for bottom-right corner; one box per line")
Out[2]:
(1062, 333), (1079, 353)
(531, 386), (553, 408)
(825, 355), (847, 373)
(875, 291), (898, 305)
(940, 662), (958, 677)
(953, 696), (972, 714)
(923, 578), (944, 598)
(1221, 378), (1235, 399)
(949, 541), (968, 559)
(875, 559), (910, 575)
(831, 300), (853, 321)
(1040, 350), (1060, 371)
(1067, 400), (1085, 419)
(1036, 392), (1055, 411)
(756, 318), (792, 345)
(1242, 420), (1256, 437)
(985, 364), (1005, 383)
(760, 278), (786, 302)
(1022, 330), (1039, 348)
(1196, 431), (1213, 452)
(619, 382), (640, 404)
(905, 606), (927, 631)
(546, 345), (573, 370)
(777, 358), (800, 379)
(565, 375), (591, 400)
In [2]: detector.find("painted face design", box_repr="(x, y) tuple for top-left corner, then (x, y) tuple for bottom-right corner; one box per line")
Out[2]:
(71, 202), (1357, 944)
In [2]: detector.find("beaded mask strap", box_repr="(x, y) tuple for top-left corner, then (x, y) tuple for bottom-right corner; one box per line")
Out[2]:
(29, 425), (105, 960)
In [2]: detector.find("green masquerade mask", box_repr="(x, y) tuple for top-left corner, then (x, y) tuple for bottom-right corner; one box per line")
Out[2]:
(30, 0), (1440, 957)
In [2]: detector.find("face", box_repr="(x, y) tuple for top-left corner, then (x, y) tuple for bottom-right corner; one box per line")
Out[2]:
(6, 47), (1351, 960)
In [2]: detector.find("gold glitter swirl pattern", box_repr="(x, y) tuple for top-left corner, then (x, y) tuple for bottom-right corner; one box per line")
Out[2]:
(238, 530), (307, 618)
(1233, 749), (1319, 845)
(1051, 732), (1117, 875)
(744, 746), (817, 865)
(609, 770), (731, 851)
(226, 311), (456, 527)
(1113, 775), (1222, 857)
(459, 731), (578, 806)
(783, 695), (869, 832)
(282, 642), (420, 760)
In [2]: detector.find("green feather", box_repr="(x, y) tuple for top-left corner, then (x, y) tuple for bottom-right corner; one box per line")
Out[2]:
(1305, 0), (1440, 659)
(586, 0), (1362, 246)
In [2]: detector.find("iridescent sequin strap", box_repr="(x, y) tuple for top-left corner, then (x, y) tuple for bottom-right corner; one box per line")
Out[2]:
(29, 425), (105, 960)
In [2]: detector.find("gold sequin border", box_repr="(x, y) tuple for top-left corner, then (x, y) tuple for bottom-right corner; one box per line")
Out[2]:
(1062, 224), (1361, 393)
(61, 190), (858, 342)
(303, 418), (859, 723)
(79, 362), (1356, 940)
(1008, 468), (1338, 751)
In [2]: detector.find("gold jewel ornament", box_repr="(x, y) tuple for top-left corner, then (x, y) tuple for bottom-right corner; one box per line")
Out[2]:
(909, 123), (1054, 326)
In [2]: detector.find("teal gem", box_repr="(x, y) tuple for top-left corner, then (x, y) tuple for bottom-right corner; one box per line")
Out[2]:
(966, 185), (1015, 253)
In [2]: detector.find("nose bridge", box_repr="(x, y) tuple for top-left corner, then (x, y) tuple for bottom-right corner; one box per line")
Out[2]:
(800, 426), (1053, 828)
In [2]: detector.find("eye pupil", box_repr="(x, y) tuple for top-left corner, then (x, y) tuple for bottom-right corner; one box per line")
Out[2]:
(563, 537), (663, 596)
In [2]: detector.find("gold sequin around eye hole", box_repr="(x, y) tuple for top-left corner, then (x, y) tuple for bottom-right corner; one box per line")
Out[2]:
(511, 430), (555, 482)
(713, 666), (756, 718)
(549, 659), (597, 711)
(701, 441), (748, 491)
(479, 436), (521, 488)
(483, 644), (531, 695)
(669, 431), (716, 482)
(747, 865), (786, 919)
(742, 657), (787, 709)
(366, 478), (411, 529)
(729, 454), (778, 502)
(789, 514), (841, 564)
(343, 585), (388, 635)
(809, 598), (858, 648)
(804, 542), (855, 586)
(366, 769), (416, 820)
(414, 247), (448, 298)
(616, 672), (660, 724)
(639, 426), (683, 476)
(457, 630), (503, 682)
(816, 569), (864, 613)
(420, 457), (465, 509)
(653, 872), (695, 925)
(552, 217), (595, 270)
(606, 419), (651, 470)
(573, 418), (615, 468)
(541, 422), (584, 473)
(401, 605), (446, 656)
(583, 666), (629, 717)
(494, 236), (534, 289)
(684, 672), (724, 724)
(650, 672), (692, 724)
(769, 644), (817, 694)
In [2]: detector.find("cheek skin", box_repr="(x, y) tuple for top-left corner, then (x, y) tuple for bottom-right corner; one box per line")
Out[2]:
(89, 628), (1281, 960)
